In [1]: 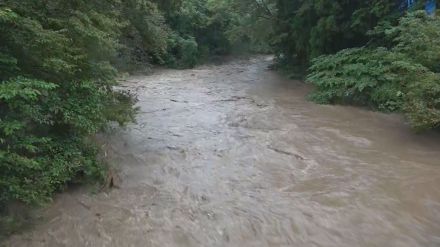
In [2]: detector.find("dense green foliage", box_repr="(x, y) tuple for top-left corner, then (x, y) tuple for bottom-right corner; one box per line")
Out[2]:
(162, 0), (272, 68)
(1, 0), (438, 234)
(262, 0), (439, 131)
(0, 0), (269, 211)
(0, 1), (138, 206)
(117, 0), (170, 70)
(272, 0), (399, 65)
(307, 12), (440, 131)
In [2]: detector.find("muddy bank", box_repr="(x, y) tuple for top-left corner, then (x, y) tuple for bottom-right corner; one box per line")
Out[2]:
(5, 56), (440, 247)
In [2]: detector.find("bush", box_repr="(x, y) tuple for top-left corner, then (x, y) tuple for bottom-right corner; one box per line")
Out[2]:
(307, 11), (440, 131)
(389, 11), (440, 72)
(165, 33), (199, 68)
(0, 76), (136, 205)
(0, 2), (137, 207)
(308, 47), (410, 111)
(405, 73), (440, 130)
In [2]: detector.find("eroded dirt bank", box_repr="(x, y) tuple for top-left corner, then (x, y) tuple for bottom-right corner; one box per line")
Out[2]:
(6, 56), (440, 247)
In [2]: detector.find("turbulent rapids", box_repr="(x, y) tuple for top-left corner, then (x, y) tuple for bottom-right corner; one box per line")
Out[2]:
(7, 57), (440, 247)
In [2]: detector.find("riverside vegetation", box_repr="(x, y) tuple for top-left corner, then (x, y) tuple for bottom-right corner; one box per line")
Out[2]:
(0, 0), (267, 236)
(269, 0), (439, 131)
(0, 0), (439, 238)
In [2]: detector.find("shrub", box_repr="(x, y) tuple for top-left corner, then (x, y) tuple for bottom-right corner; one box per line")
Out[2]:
(0, 2), (137, 207)
(389, 11), (440, 72)
(307, 11), (440, 131)
(308, 48), (412, 112)
(405, 73), (440, 131)
(165, 33), (199, 68)
(0, 76), (136, 205)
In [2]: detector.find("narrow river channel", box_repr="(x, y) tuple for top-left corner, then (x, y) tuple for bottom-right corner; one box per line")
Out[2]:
(7, 56), (440, 247)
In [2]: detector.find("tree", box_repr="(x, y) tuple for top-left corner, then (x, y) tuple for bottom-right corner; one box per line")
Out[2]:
(272, 0), (399, 65)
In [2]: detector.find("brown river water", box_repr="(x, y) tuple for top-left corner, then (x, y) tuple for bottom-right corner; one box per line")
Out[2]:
(6, 56), (440, 247)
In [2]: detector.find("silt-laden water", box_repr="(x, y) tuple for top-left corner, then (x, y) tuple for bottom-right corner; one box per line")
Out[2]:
(6, 56), (440, 247)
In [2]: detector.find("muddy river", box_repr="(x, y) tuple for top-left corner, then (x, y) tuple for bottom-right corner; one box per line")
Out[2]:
(6, 56), (440, 247)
